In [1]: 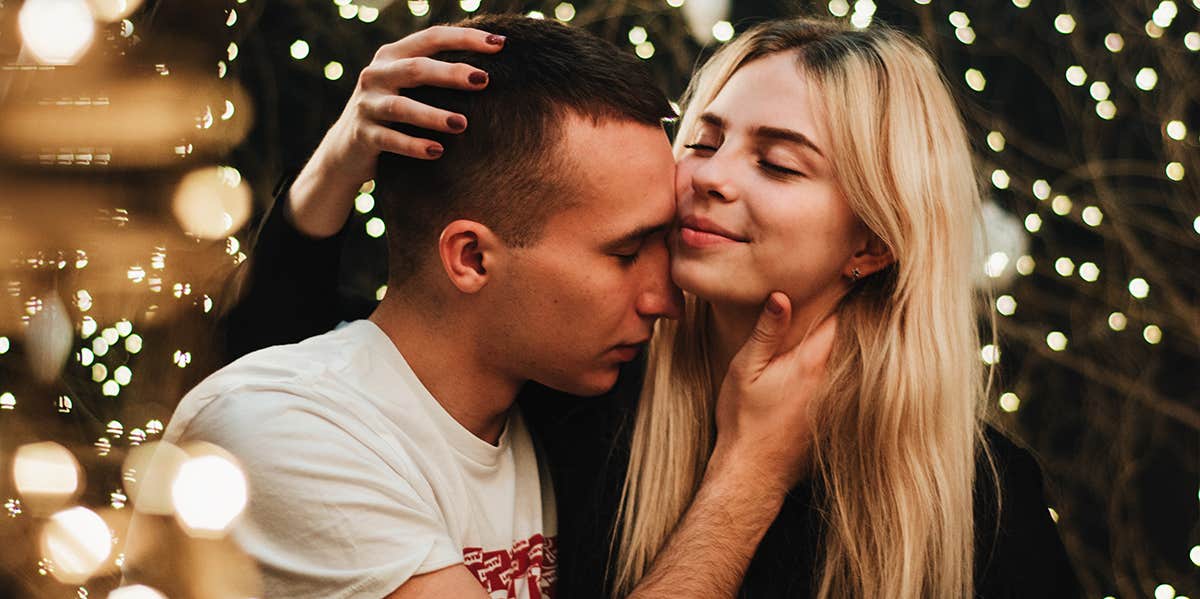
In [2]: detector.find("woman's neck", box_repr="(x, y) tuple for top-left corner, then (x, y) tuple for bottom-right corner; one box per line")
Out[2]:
(706, 288), (846, 391)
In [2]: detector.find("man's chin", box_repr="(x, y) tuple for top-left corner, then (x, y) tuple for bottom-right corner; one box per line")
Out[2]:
(541, 368), (621, 398)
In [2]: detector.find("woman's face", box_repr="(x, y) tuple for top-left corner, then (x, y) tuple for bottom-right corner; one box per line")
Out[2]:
(671, 52), (869, 310)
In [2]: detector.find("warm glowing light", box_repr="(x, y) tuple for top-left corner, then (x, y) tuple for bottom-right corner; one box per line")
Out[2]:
(1166, 162), (1185, 181)
(1143, 325), (1163, 344)
(18, 0), (96, 65)
(980, 344), (1000, 365)
(173, 166), (252, 239)
(828, 0), (849, 17)
(109, 585), (168, 599)
(1081, 206), (1103, 226)
(325, 61), (344, 80)
(41, 506), (112, 584)
(1065, 65), (1087, 86)
(1105, 33), (1125, 52)
(338, 3), (358, 18)
(358, 6), (379, 22)
(172, 452), (249, 537)
(1096, 100), (1117, 120)
(1186, 32), (1200, 51)
(636, 42), (655, 59)
(408, 1), (429, 17)
(965, 68), (986, 91)
(88, 0), (145, 22)
(1189, 545), (1200, 567)
(1015, 255), (1036, 275)
(996, 295), (1017, 316)
(1032, 179), (1051, 200)
(114, 365), (132, 385)
(460, 0), (481, 11)
(991, 169), (1010, 189)
(13, 442), (80, 501)
(712, 21), (734, 42)
(355, 193), (375, 213)
(526, 10), (545, 18)
(986, 131), (1005, 152)
(1129, 277), (1150, 298)
(1054, 14), (1076, 34)
(948, 10), (969, 28)
(1054, 257), (1075, 277)
(999, 392), (1020, 412)
(1155, 584), (1176, 599)
(1079, 262), (1099, 282)
(290, 40), (309, 60)
(554, 2), (575, 22)
(628, 26), (648, 45)
(1089, 81), (1111, 101)
(1108, 312), (1127, 331)
(1136, 67), (1159, 91)
(1166, 120), (1187, 140)
(1024, 213), (1042, 233)
(366, 217), (386, 238)
(1051, 195), (1072, 215)
(984, 251), (1009, 278)
(376, 285), (388, 301)
(1011, 0), (1030, 6)
(1046, 331), (1068, 351)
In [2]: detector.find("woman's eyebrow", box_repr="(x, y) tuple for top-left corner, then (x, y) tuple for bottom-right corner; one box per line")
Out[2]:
(699, 111), (824, 157)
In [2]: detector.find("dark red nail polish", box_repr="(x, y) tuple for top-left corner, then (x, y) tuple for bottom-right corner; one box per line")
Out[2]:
(469, 71), (488, 85)
(427, 145), (443, 157)
(486, 34), (506, 45)
(447, 115), (467, 131)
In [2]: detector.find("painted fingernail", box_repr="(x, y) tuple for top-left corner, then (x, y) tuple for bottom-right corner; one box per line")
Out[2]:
(446, 115), (467, 131)
(427, 145), (444, 157)
(469, 71), (488, 85)
(486, 34), (506, 45)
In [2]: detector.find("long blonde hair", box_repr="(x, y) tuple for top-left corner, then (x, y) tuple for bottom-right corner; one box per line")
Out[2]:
(612, 18), (993, 598)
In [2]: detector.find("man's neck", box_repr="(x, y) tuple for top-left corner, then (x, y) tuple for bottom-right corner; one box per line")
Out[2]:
(369, 296), (519, 445)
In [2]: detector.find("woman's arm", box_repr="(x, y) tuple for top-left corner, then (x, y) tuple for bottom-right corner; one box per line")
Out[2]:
(218, 27), (504, 359)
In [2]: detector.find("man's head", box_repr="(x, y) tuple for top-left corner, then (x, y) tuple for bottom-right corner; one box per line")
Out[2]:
(376, 15), (681, 395)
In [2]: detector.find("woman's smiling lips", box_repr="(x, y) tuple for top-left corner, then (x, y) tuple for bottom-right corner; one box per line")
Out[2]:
(677, 214), (749, 248)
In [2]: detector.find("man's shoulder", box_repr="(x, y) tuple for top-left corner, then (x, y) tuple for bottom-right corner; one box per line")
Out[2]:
(165, 322), (387, 447)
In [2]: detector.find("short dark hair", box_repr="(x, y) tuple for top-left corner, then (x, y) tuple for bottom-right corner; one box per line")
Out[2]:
(375, 14), (673, 283)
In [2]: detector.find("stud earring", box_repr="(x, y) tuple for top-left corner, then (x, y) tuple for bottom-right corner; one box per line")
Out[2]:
(851, 268), (861, 281)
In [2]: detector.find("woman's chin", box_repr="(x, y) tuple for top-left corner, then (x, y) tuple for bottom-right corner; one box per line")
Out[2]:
(671, 258), (757, 304)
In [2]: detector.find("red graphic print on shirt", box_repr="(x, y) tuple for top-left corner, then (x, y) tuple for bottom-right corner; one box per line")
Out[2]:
(462, 534), (557, 599)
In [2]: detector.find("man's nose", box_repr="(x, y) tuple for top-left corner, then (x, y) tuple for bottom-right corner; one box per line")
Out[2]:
(636, 259), (683, 320)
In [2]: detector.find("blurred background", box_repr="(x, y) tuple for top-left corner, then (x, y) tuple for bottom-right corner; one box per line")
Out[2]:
(0, 0), (1196, 597)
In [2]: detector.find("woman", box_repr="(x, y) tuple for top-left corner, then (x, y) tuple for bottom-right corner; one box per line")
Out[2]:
(225, 16), (1079, 598)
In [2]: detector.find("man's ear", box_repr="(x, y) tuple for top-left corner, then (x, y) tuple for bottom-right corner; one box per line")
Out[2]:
(437, 220), (504, 294)
(844, 233), (894, 281)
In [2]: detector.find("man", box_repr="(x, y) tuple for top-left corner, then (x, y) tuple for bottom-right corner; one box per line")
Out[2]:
(158, 15), (822, 599)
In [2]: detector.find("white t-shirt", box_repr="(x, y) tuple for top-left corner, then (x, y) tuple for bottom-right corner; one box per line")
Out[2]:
(161, 320), (557, 598)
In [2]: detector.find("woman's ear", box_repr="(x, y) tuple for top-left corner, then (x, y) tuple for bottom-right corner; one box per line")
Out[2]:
(844, 234), (894, 281)
(437, 220), (504, 294)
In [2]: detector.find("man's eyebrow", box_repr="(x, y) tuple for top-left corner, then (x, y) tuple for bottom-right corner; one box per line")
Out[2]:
(604, 223), (669, 250)
(699, 111), (825, 158)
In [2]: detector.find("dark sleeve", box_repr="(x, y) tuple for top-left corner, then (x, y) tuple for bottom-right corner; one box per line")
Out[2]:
(975, 427), (1082, 598)
(219, 172), (348, 360)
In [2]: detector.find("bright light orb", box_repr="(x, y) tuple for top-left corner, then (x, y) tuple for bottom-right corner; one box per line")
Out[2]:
(290, 40), (309, 60)
(19, 0), (96, 65)
(109, 585), (168, 599)
(999, 392), (1020, 412)
(14, 442), (81, 502)
(1143, 325), (1163, 344)
(172, 452), (249, 537)
(172, 166), (252, 240)
(1054, 14), (1076, 34)
(1108, 312), (1127, 331)
(1136, 67), (1159, 91)
(40, 506), (112, 584)
(1046, 331), (1068, 351)
(1129, 277), (1150, 299)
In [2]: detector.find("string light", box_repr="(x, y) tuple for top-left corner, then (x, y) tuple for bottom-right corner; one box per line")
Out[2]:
(986, 131), (1006, 151)
(290, 40), (309, 60)
(999, 392), (1020, 412)
(965, 68), (986, 91)
(1054, 14), (1077, 34)
(1135, 67), (1159, 91)
(712, 21), (734, 42)
(1108, 312), (1127, 331)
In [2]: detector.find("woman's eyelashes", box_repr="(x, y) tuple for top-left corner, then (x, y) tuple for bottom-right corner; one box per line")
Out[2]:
(685, 142), (806, 178)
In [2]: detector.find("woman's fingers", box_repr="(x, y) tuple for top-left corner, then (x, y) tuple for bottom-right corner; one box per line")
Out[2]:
(360, 94), (468, 135)
(361, 123), (444, 160)
(360, 56), (489, 91)
(374, 26), (505, 61)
